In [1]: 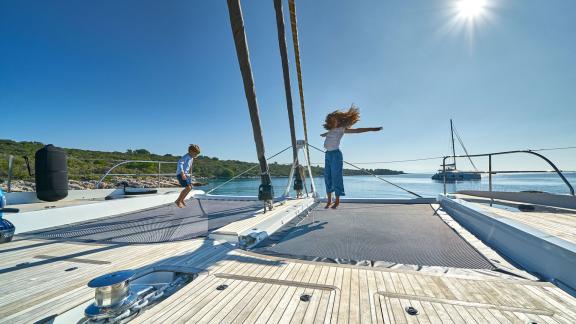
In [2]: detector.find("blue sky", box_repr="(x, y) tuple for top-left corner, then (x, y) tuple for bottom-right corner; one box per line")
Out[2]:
(1, 0), (575, 172)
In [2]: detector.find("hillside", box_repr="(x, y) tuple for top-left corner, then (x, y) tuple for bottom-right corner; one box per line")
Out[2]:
(0, 139), (403, 182)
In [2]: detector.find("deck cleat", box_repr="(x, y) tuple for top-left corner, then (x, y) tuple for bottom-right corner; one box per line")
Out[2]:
(85, 270), (138, 320)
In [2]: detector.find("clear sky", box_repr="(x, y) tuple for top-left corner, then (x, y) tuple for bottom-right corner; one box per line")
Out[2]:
(1, 0), (575, 172)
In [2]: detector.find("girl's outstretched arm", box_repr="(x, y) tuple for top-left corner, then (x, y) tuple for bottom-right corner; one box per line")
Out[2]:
(345, 127), (382, 134)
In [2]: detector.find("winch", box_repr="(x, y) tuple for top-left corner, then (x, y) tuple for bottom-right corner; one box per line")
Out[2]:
(83, 269), (195, 323)
(85, 270), (139, 320)
(0, 189), (18, 244)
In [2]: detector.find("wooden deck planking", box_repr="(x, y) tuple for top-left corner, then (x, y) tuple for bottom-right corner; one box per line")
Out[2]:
(233, 263), (295, 323)
(1, 237), (576, 323)
(0, 239), (232, 323)
(455, 195), (576, 245)
(168, 261), (267, 323)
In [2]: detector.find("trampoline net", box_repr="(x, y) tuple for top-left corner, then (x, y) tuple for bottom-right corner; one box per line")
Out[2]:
(21, 198), (262, 244)
(253, 203), (495, 269)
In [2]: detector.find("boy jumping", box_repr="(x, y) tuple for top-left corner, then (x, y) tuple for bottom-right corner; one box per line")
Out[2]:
(175, 144), (201, 208)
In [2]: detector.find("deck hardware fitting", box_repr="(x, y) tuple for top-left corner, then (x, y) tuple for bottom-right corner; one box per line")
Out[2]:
(34, 255), (111, 265)
(405, 306), (419, 315)
(216, 284), (229, 291)
(214, 273), (337, 291)
(85, 270), (138, 320)
(518, 204), (535, 212)
(300, 294), (311, 302)
(65, 267), (78, 272)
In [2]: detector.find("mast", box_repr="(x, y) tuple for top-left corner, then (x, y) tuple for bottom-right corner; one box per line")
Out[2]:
(274, 0), (298, 162)
(450, 119), (457, 169)
(226, 0), (272, 188)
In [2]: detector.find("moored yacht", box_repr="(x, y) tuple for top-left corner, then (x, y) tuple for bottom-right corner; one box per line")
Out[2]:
(432, 119), (481, 181)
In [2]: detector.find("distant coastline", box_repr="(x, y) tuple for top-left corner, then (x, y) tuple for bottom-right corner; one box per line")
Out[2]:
(0, 139), (403, 192)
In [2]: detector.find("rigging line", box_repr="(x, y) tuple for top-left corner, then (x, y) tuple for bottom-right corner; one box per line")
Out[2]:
(307, 143), (423, 198)
(532, 146), (576, 152)
(324, 156), (446, 165)
(452, 126), (479, 171)
(288, 0), (312, 166)
(206, 145), (292, 194)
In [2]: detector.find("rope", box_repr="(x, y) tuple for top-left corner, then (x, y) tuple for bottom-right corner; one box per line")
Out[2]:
(452, 125), (479, 171)
(206, 145), (292, 194)
(532, 146), (576, 152)
(311, 146), (576, 166)
(320, 156), (445, 165)
(288, 0), (312, 165)
(308, 144), (423, 198)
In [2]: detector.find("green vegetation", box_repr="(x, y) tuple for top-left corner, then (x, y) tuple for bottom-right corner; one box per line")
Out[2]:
(0, 139), (403, 181)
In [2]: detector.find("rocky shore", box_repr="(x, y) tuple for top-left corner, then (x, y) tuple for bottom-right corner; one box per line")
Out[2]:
(0, 176), (206, 192)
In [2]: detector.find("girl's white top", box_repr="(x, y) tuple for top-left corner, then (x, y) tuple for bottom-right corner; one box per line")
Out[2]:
(323, 127), (345, 151)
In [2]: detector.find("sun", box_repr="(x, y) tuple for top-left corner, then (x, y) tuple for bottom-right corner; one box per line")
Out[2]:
(456, 0), (487, 19)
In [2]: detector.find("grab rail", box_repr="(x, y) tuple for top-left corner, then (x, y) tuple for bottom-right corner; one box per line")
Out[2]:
(95, 160), (177, 189)
(442, 150), (575, 196)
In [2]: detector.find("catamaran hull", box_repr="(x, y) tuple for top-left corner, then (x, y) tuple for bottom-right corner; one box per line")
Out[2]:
(432, 171), (481, 181)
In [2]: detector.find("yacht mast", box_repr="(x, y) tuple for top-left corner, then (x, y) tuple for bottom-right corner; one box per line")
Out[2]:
(226, 0), (272, 188)
(450, 119), (457, 169)
(274, 0), (298, 162)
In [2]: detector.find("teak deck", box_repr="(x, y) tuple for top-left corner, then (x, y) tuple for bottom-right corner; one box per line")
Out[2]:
(455, 194), (576, 245)
(0, 200), (575, 323)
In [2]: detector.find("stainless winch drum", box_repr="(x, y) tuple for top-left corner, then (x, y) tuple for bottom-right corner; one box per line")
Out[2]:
(85, 270), (138, 319)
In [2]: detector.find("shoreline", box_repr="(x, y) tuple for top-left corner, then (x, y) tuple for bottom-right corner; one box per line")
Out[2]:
(1, 173), (404, 192)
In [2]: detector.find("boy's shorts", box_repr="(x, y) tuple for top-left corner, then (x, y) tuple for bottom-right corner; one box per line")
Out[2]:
(177, 174), (192, 187)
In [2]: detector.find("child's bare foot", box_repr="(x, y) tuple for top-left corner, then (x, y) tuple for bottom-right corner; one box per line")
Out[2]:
(175, 200), (184, 208)
(181, 200), (187, 206)
(324, 202), (331, 209)
(331, 197), (340, 209)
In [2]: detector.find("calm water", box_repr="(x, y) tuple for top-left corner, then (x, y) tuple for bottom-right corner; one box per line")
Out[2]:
(202, 173), (576, 198)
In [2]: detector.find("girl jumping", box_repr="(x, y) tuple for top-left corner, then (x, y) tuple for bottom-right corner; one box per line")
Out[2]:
(321, 106), (382, 209)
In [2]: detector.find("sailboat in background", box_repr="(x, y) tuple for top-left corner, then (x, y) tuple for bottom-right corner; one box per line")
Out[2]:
(431, 119), (481, 181)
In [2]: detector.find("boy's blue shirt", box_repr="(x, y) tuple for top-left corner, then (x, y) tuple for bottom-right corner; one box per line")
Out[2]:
(176, 153), (194, 176)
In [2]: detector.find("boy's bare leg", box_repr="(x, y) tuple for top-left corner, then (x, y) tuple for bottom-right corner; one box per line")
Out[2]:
(325, 192), (332, 209)
(176, 186), (192, 208)
(331, 195), (340, 209)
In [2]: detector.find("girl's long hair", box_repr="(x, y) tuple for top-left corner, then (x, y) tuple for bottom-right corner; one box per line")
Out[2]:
(323, 106), (360, 130)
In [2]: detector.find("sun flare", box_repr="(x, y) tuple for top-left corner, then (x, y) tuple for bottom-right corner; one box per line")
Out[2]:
(456, 0), (487, 19)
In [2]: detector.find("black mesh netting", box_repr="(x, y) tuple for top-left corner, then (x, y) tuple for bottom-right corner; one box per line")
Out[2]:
(253, 203), (495, 269)
(21, 199), (262, 244)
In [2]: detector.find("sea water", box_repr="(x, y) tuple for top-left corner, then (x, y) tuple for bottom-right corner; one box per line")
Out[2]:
(203, 172), (576, 198)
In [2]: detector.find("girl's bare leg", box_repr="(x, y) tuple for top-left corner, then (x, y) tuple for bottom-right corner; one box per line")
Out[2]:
(331, 195), (340, 209)
(325, 192), (332, 209)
